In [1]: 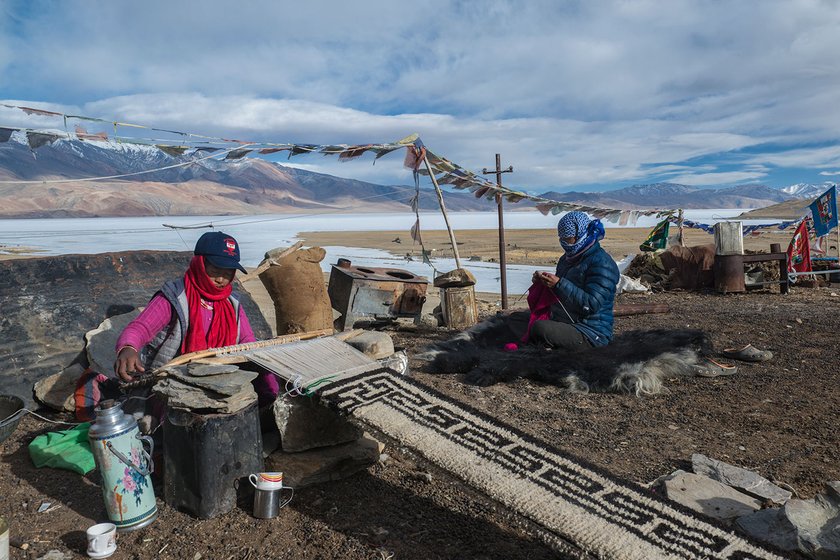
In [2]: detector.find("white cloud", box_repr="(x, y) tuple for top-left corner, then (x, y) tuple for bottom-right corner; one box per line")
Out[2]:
(3, 1), (840, 190)
(819, 170), (840, 176)
(668, 171), (768, 186)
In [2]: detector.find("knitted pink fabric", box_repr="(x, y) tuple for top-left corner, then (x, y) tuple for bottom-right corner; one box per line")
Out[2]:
(521, 283), (560, 342)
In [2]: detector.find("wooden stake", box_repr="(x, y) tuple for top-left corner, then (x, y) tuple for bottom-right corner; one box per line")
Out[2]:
(250, 240), (304, 277)
(157, 328), (334, 370)
(422, 156), (462, 268)
(678, 209), (685, 247)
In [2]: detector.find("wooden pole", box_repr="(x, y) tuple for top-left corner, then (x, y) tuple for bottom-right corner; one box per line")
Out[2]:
(495, 153), (509, 309)
(423, 156), (462, 269)
(678, 209), (685, 247)
(836, 224), (839, 266)
(482, 155), (514, 310)
(496, 191), (508, 309)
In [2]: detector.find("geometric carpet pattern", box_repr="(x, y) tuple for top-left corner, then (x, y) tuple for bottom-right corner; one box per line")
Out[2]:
(318, 369), (785, 560)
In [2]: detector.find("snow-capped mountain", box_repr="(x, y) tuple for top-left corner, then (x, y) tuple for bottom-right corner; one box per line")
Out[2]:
(779, 182), (836, 199)
(0, 133), (832, 218)
(0, 136), (493, 217)
(536, 182), (794, 210)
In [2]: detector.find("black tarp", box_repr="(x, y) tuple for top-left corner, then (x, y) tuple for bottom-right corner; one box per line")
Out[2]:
(0, 251), (271, 406)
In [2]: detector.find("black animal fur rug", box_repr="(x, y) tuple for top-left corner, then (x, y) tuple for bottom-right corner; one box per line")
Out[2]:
(419, 316), (712, 395)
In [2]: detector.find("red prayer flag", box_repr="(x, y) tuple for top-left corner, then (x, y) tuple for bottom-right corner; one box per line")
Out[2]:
(787, 220), (812, 275)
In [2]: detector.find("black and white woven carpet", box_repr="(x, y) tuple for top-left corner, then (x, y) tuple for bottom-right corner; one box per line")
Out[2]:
(318, 368), (785, 560)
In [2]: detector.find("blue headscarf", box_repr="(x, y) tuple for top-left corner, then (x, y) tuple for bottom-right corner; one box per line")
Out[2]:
(557, 211), (605, 257)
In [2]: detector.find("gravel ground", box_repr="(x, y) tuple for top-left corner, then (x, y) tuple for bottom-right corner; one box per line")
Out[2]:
(2, 286), (838, 559)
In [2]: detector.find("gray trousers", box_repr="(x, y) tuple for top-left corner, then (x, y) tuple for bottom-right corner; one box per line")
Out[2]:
(508, 311), (589, 351)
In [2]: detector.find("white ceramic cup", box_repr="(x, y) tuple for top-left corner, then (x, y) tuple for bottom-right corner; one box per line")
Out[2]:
(249, 472), (283, 490)
(86, 522), (117, 556)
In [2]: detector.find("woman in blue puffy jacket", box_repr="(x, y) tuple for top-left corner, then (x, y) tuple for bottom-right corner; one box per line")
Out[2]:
(529, 211), (619, 349)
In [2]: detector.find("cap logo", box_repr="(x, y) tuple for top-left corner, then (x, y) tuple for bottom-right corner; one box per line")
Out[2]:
(224, 238), (237, 256)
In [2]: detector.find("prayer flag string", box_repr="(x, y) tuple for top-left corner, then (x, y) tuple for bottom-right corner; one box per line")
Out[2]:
(0, 103), (801, 227)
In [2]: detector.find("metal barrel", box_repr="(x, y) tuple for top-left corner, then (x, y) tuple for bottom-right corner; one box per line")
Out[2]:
(713, 254), (746, 294)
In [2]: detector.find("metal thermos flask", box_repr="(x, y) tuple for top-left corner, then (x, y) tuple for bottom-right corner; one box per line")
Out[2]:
(88, 399), (158, 531)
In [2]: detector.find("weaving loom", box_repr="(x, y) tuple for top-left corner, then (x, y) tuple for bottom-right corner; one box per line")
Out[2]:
(223, 336), (379, 389)
(120, 330), (380, 391)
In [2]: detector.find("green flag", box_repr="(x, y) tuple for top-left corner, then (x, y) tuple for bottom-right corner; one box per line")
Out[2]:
(640, 219), (670, 252)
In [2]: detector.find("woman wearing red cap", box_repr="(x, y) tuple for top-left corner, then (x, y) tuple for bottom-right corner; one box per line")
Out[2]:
(113, 231), (279, 406)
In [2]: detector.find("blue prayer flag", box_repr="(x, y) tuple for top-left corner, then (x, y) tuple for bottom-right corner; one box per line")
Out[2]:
(809, 186), (838, 237)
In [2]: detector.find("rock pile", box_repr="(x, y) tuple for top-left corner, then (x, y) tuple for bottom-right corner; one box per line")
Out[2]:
(658, 453), (840, 559)
(154, 363), (259, 414)
(263, 330), (398, 488)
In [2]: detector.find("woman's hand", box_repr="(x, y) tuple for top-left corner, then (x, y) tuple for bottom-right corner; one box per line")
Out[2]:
(114, 346), (145, 382)
(536, 271), (560, 288)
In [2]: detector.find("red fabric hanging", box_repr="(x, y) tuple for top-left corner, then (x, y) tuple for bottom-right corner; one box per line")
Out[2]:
(787, 220), (812, 275)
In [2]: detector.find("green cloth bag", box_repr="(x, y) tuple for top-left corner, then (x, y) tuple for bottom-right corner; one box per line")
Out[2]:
(28, 422), (95, 475)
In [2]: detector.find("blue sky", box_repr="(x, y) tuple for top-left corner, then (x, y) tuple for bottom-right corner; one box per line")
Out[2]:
(2, 0), (840, 193)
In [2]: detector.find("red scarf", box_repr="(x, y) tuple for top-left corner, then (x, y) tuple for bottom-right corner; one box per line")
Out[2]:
(182, 256), (238, 353)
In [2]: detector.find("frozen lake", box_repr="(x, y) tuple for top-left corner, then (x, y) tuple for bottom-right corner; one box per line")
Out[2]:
(0, 209), (765, 293)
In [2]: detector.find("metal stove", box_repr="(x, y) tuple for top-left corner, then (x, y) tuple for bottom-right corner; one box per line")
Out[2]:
(328, 259), (429, 330)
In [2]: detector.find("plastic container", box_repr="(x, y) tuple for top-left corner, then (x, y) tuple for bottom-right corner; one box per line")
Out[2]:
(163, 403), (263, 519)
(0, 395), (24, 444)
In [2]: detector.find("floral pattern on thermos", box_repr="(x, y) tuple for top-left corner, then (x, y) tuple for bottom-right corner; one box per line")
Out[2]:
(91, 428), (156, 528)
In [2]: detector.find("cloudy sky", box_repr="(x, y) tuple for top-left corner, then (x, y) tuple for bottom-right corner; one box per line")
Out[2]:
(2, 0), (840, 192)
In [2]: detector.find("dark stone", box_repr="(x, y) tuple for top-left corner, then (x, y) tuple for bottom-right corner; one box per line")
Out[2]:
(265, 434), (380, 488)
(0, 251), (271, 406)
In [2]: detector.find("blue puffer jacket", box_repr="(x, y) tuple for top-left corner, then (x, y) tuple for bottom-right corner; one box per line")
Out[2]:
(550, 241), (619, 346)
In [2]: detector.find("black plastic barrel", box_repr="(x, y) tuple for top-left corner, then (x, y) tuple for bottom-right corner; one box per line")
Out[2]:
(163, 403), (263, 518)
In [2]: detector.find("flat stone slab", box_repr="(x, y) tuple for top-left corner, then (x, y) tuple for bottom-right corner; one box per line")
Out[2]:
(85, 309), (141, 375)
(167, 366), (258, 396)
(265, 434), (380, 488)
(154, 378), (256, 413)
(692, 453), (792, 505)
(782, 484), (840, 559)
(186, 362), (242, 377)
(663, 471), (763, 521)
(735, 508), (799, 553)
(433, 268), (476, 288)
(32, 364), (83, 412)
(273, 395), (362, 453)
(345, 331), (394, 360)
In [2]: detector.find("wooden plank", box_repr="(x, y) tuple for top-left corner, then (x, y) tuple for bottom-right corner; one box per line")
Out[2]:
(614, 303), (670, 316)
(157, 328), (334, 370)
